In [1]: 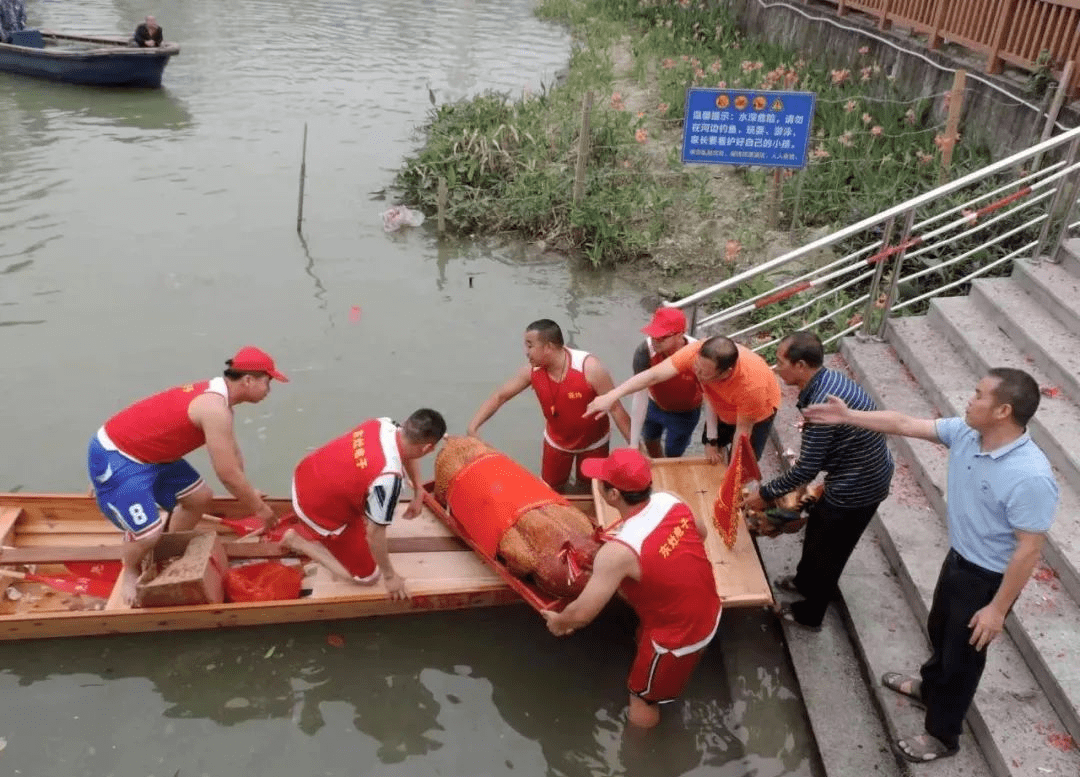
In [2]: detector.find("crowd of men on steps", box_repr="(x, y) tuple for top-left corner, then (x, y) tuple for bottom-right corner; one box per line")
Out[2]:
(85, 309), (1058, 754)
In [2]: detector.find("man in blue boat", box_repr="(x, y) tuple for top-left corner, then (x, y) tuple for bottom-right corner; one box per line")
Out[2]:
(132, 15), (163, 48)
(87, 346), (286, 602)
(802, 367), (1058, 763)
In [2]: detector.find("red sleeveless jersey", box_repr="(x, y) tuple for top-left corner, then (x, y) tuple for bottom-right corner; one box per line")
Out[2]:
(531, 348), (609, 453)
(103, 379), (225, 463)
(292, 418), (402, 533)
(647, 336), (703, 413)
(609, 492), (721, 649)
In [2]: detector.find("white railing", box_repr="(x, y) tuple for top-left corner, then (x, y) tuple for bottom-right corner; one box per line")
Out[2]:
(672, 125), (1080, 351)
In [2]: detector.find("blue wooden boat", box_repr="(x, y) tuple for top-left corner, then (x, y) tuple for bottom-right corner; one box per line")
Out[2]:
(0, 29), (179, 88)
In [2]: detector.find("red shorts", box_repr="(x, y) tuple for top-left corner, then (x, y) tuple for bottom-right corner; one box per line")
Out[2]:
(288, 515), (378, 582)
(627, 633), (709, 704)
(541, 440), (608, 491)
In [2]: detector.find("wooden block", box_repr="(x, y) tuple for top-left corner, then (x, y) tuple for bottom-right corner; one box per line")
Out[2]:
(136, 532), (227, 607)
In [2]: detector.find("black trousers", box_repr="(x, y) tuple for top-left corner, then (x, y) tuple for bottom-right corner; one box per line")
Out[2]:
(789, 497), (880, 627)
(704, 411), (777, 459)
(919, 549), (1003, 749)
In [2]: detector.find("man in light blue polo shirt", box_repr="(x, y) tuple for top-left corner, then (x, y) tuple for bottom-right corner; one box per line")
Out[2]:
(803, 367), (1058, 764)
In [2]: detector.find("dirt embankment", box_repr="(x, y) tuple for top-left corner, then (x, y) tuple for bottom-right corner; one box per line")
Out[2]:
(603, 37), (809, 301)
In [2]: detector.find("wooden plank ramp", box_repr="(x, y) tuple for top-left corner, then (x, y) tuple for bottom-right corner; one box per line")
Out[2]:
(592, 457), (773, 609)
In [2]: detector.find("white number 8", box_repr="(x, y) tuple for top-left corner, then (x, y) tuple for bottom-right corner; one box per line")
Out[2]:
(129, 504), (149, 526)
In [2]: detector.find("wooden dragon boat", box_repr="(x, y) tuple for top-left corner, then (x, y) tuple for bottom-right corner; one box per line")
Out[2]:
(0, 489), (595, 642)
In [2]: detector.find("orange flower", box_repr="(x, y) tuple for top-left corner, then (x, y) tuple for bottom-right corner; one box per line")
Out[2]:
(870, 125), (883, 137)
(858, 46), (870, 55)
(862, 112), (873, 124)
(830, 68), (850, 85)
(662, 58), (676, 70)
(844, 99), (857, 113)
(657, 102), (669, 113)
(725, 239), (742, 262)
(635, 128), (649, 144)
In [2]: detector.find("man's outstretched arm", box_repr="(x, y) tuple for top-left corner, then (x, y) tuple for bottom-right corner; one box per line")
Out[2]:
(801, 395), (939, 442)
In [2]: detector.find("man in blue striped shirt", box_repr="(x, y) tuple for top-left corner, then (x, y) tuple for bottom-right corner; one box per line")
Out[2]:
(746, 331), (893, 629)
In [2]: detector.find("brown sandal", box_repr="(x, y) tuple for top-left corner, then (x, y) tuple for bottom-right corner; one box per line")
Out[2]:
(895, 734), (958, 763)
(881, 672), (924, 705)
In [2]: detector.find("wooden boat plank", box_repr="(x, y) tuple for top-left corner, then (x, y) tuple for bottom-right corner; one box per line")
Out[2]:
(0, 533), (467, 564)
(0, 507), (21, 546)
(0, 587), (525, 642)
(304, 550), (503, 598)
(592, 458), (773, 609)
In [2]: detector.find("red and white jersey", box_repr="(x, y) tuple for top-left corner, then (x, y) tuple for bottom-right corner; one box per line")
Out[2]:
(292, 418), (404, 535)
(531, 348), (609, 453)
(609, 492), (721, 651)
(647, 335), (702, 413)
(101, 377), (228, 463)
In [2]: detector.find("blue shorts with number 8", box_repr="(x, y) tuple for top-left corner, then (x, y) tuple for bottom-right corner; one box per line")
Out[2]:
(87, 435), (203, 537)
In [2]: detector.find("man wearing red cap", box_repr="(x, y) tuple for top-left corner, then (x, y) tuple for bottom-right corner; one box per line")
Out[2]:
(86, 346), (287, 601)
(281, 408), (447, 600)
(467, 319), (631, 492)
(542, 448), (721, 729)
(629, 307), (703, 458)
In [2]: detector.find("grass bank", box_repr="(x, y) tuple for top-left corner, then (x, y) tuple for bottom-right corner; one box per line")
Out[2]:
(395, 0), (994, 287)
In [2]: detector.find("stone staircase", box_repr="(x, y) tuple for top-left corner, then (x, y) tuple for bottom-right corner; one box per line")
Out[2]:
(758, 238), (1080, 776)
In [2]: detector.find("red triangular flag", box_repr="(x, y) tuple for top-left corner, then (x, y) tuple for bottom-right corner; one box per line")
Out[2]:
(713, 434), (762, 550)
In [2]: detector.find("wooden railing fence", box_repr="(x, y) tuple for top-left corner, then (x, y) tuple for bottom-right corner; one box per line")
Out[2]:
(810, 0), (1080, 96)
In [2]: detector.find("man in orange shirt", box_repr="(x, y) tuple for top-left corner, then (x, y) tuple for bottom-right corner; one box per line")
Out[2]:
(586, 335), (779, 463)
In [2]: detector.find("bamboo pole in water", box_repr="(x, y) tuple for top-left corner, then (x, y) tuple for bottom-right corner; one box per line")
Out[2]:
(573, 92), (594, 206)
(296, 123), (308, 234)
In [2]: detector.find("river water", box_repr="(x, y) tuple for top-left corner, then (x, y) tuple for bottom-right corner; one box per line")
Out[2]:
(0, 1), (821, 775)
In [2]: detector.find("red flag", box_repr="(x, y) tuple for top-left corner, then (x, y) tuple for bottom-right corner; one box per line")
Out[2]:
(713, 434), (762, 550)
(5, 569), (114, 599)
(64, 561), (122, 582)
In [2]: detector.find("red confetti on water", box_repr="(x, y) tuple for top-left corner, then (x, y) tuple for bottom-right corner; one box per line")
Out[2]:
(327, 634), (345, 648)
(349, 306), (361, 323)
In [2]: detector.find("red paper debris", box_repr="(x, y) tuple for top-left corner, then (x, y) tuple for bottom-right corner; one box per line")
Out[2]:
(327, 634), (345, 648)
(349, 306), (361, 323)
(1040, 385), (1060, 398)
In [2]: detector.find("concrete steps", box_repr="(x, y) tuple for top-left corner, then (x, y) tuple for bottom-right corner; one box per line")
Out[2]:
(748, 241), (1080, 775)
(841, 338), (1080, 776)
(764, 381), (987, 776)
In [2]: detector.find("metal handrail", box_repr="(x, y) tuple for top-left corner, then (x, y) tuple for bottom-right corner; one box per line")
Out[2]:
(672, 122), (1080, 346)
(674, 125), (1080, 307)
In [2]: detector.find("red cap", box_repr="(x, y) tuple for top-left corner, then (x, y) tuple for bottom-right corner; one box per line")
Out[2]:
(641, 307), (687, 339)
(581, 448), (653, 491)
(228, 346), (289, 383)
